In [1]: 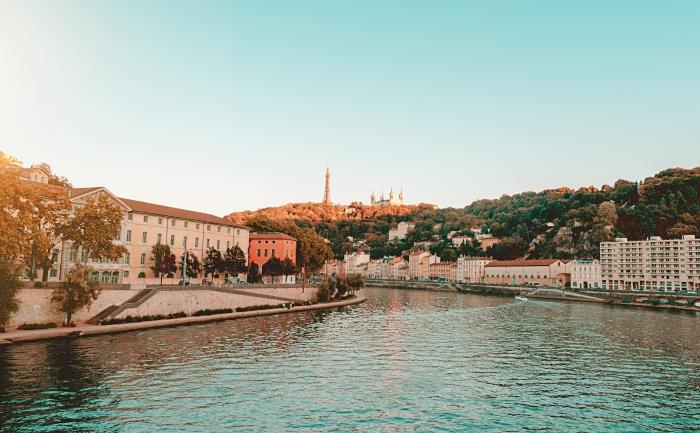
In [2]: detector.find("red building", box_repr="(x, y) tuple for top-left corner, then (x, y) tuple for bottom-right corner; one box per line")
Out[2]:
(248, 232), (298, 268)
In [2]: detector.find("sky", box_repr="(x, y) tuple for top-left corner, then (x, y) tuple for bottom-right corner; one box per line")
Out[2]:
(1, 0), (699, 216)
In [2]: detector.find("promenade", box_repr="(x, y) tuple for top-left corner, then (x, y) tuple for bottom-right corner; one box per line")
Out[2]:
(0, 296), (366, 345)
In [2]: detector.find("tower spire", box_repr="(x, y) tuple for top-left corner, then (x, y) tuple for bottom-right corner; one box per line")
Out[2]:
(322, 167), (332, 205)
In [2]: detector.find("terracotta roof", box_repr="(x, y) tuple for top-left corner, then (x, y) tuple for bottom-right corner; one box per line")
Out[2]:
(485, 259), (561, 268)
(119, 197), (245, 228)
(250, 232), (298, 242)
(70, 187), (103, 198)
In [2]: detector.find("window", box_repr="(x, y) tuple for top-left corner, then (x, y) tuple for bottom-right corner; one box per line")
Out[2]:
(195, 237), (199, 248)
(128, 213), (133, 221)
(126, 230), (132, 242)
(207, 225), (211, 231)
(123, 270), (130, 278)
(264, 249), (268, 257)
(184, 221), (188, 228)
(50, 269), (57, 278)
(206, 239), (210, 248)
(138, 272), (145, 278)
(157, 233), (162, 243)
(217, 240), (220, 249)
(158, 217), (163, 225)
(51, 249), (59, 262)
(196, 223), (200, 229)
(217, 226), (221, 233)
(116, 230), (121, 241)
(171, 219), (176, 227)
(170, 235), (175, 246)
(183, 236), (188, 247)
(271, 249), (275, 257)
(236, 229), (240, 235)
(142, 232), (147, 243)
(125, 252), (130, 264)
(257, 249), (261, 256)
(227, 228), (231, 234)
(143, 215), (148, 223)
(140, 253), (146, 265)
(227, 241), (230, 250)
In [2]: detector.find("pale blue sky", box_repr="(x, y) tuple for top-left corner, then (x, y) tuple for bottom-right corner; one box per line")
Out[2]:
(1, 1), (699, 216)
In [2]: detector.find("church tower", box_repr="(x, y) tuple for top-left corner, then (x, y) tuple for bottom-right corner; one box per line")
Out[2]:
(322, 167), (332, 205)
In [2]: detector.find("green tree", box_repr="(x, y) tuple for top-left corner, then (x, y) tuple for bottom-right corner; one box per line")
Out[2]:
(346, 273), (365, 296)
(62, 194), (126, 263)
(0, 262), (21, 331)
(223, 245), (247, 280)
(203, 247), (224, 280)
(51, 264), (100, 326)
(280, 258), (296, 278)
(150, 243), (176, 284)
(262, 257), (284, 281)
(247, 262), (262, 283)
(180, 252), (201, 279)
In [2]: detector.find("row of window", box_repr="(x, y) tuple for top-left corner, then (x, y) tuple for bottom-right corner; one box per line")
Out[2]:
(119, 230), (237, 250)
(126, 214), (240, 235)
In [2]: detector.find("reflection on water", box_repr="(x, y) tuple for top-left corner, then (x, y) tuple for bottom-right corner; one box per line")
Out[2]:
(1, 288), (699, 432)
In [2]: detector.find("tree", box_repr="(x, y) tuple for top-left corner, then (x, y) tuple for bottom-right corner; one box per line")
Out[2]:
(0, 173), (34, 263)
(261, 257), (284, 282)
(25, 186), (72, 282)
(62, 194), (126, 263)
(150, 243), (176, 284)
(0, 262), (21, 331)
(51, 264), (100, 326)
(203, 247), (224, 280)
(223, 245), (247, 279)
(280, 258), (296, 278)
(180, 252), (201, 278)
(247, 262), (262, 283)
(346, 273), (364, 296)
(0, 150), (22, 167)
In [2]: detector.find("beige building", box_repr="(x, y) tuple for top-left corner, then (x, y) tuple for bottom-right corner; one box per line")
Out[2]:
(408, 251), (440, 280)
(452, 236), (471, 248)
(321, 260), (345, 278)
(388, 221), (415, 241)
(43, 186), (249, 287)
(456, 256), (494, 283)
(429, 262), (457, 282)
(600, 235), (700, 292)
(343, 251), (371, 275)
(571, 259), (602, 289)
(484, 259), (569, 286)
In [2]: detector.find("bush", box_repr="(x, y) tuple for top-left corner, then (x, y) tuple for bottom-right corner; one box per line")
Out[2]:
(235, 304), (285, 312)
(192, 308), (233, 316)
(17, 322), (58, 330)
(101, 312), (186, 325)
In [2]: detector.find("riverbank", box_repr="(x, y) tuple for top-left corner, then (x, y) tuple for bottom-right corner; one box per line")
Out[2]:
(0, 296), (366, 345)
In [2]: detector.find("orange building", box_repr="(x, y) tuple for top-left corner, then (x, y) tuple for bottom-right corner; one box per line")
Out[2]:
(248, 232), (298, 268)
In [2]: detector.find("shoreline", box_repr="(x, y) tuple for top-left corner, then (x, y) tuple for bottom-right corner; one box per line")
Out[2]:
(0, 296), (366, 346)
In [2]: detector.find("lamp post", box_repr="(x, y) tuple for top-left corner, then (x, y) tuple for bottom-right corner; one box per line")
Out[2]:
(182, 239), (188, 286)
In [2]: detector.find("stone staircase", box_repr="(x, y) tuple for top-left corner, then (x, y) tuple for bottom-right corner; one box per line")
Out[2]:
(86, 305), (119, 325)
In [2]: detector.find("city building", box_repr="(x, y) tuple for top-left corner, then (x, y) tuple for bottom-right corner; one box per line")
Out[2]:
(452, 236), (471, 248)
(343, 251), (371, 275)
(456, 256), (494, 283)
(429, 262), (457, 282)
(388, 221), (415, 241)
(408, 251), (440, 280)
(484, 259), (570, 286)
(320, 260), (345, 278)
(390, 258), (409, 280)
(248, 232), (298, 269)
(600, 235), (700, 292)
(39, 186), (251, 286)
(371, 187), (404, 206)
(570, 259), (602, 289)
(477, 234), (501, 251)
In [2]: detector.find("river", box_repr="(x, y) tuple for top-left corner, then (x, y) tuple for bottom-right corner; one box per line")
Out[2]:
(1, 288), (699, 432)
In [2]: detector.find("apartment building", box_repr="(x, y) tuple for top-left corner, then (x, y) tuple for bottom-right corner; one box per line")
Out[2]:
(456, 256), (494, 283)
(429, 262), (457, 282)
(484, 259), (569, 286)
(570, 259), (602, 289)
(343, 252), (371, 275)
(248, 232), (298, 268)
(408, 252), (440, 280)
(388, 221), (415, 241)
(600, 235), (700, 292)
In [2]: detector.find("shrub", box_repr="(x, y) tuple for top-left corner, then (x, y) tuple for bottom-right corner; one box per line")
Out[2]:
(235, 304), (285, 313)
(17, 322), (58, 330)
(192, 308), (233, 316)
(100, 312), (186, 325)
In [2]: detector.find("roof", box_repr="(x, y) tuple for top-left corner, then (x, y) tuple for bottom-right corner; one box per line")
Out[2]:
(485, 259), (561, 268)
(250, 232), (298, 242)
(120, 197), (245, 228)
(70, 187), (102, 198)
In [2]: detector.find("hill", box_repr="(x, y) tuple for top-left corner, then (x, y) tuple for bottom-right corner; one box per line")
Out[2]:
(227, 167), (700, 262)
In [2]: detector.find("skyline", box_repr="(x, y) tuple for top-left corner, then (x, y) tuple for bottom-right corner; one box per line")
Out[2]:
(2, 1), (700, 216)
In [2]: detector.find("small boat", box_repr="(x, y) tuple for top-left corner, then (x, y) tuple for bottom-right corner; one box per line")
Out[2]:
(515, 295), (528, 301)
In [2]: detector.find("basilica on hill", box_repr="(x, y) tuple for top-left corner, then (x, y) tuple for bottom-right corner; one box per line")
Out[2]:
(371, 188), (404, 206)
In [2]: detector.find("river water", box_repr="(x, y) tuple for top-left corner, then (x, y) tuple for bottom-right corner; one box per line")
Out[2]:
(1, 288), (700, 432)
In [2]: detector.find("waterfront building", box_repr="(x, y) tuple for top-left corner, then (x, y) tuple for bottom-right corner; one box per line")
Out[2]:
(370, 187), (404, 206)
(388, 221), (415, 241)
(452, 236), (471, 248)
(343, 252), (371, 275)
(477, 234), (501, 251)
(248, 232), (298, 270)
(456, 256), (494, 283)
(484, 259), (569, 286)
(429, 262), (457, 282)
(600, 235), (700, 292)
(41, 186), (250, 286)
(408, 251), (440, 280)
(571, 259), (602, 289)
(320, 260), (345, 278)
(390, 258), (409, 280)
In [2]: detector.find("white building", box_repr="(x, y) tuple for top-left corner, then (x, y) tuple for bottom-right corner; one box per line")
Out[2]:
(343, 251), (371, 275)
(456, 256), (494, 283)
(408, 251), (440, 280)
(452, 236), (471, 248)
(571, 259), (602, 289)
(600, 235), (700, 292)
(389, 221), (415, 241)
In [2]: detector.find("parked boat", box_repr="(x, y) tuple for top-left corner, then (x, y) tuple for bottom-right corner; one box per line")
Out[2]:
(515, 295), (528, 302)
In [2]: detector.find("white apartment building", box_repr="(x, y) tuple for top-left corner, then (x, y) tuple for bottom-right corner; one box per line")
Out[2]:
(570, 259), (602, 289)
(456, 256), (494, 283)
(600, 235), (700, 292)
(408, 252), (440, 280)
(388, 221), (415, 241)
(343, 251), (371, 275)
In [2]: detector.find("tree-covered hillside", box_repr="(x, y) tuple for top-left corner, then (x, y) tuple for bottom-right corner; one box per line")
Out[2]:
(229, 167), (700, 262)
